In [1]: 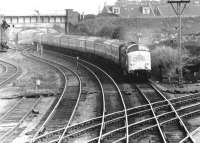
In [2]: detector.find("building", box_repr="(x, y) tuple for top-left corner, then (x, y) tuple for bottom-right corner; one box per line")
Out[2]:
(102, 0), (200, 18)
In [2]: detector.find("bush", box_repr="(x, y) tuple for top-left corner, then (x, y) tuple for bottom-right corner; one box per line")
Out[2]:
(151, 45), (180, 81)
(97, 26), (122, 39)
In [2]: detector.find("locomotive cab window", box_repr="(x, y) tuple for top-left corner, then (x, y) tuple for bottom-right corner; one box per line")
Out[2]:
(126, 44), (149, 53)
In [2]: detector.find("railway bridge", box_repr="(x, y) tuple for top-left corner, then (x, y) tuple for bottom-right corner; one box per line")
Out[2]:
(1, 9), (82, 28)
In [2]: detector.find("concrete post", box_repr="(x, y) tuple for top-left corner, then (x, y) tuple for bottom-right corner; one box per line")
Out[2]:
(40, 45), (43, 56)
(65, 9), (72, 34)
(37, 43), (39, 52)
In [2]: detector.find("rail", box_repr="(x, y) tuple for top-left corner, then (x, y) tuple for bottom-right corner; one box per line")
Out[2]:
(23, 51), (68, 143)
(0, 97), (41, 142)
(79, 58), (129, 143)
(150, 82), (195, 143)
(32, 80), (200, 142)
(0, 59), (20, 87)
(79, 63), (105, 143)
(57, 67), (81, 143)
(135, 84), (167, 143)
(27, 52), (83, 143)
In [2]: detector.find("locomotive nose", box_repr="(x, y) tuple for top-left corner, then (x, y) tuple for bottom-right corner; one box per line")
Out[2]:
(127, 50), (151, 74)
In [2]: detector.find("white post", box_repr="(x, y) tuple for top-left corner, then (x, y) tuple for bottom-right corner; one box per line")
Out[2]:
(76, 57), (79, 72)
(36, 79), (41, 92)
(37, 43), (39, 52)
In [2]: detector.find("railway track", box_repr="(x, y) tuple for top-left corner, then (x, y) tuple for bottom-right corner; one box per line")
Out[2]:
(20, 50), (74, 142)
(22, 49), (129, 143)
(28, 49), (200, 143)
(1, 46), (196, 143)
(0, 59), (22, 88)
(0, 63), (7, 74)
(0, 48), (69, 143)
(78, 57), (128, 143)
(31, 82), (200, 143)
(0, 97), (41, 143)
(22, 51), (98, 143)
(129, 83), (195, 143)
(0, 58), (37, 143)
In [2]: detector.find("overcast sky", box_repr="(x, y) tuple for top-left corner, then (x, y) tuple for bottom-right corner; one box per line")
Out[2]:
(0, 0), (117, 15)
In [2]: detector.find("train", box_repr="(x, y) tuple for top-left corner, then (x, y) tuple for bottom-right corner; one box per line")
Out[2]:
(33, 33), (151, 79)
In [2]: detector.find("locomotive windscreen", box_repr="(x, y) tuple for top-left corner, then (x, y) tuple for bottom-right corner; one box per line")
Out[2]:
(127, 44), (149, 53)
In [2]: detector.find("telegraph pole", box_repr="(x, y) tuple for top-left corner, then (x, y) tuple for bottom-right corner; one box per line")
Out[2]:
(168, 0), (190, 85)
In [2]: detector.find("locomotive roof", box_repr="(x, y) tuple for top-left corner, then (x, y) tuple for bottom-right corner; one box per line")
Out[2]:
(127, 43), (149, 52)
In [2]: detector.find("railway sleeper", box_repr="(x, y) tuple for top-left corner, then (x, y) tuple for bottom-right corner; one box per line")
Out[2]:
(129, 118), (156, 134)
(171, 94), (200, 104)
(67, 118), (101, 134)
(161, 122), (187, 143)
(178, 104), (200, 115)
(57, 126), (100, 143)
(34, 114), (121, 143)
(103, 118), (125, 134)
(161, 118), (180, 126)
(61, 124), (101, 142)
(127, 105), (150, 115)
(181, 109), (200, 119)
(133, 109), (152, 117)
(129, 125), (158, 139)
(154, 104), (169, 111)
(102, 128), (126, 141)
(174, 98), (200, 109)
(158, 112), (176, 123)
(71, 126), (98, 139)
(152, 100), (168, 108)
(154, 105), (172, 115)
(161, 119), (187, 138)
(105, 112), (124, 122)
(128, 111), (153, 124)
(34, 129), (64, 143)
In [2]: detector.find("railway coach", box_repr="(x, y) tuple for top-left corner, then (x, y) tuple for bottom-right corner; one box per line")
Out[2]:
(34, 33), (151, 79)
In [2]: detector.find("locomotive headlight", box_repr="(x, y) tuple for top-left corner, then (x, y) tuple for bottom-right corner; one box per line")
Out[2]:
(145, 63), (149, 69)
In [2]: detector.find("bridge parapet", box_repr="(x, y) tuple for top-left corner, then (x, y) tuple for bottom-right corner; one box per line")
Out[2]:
(3, 10), (81, 25)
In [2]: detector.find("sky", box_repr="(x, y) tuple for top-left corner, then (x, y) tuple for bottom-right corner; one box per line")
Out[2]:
(0, 0), (117, 15)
